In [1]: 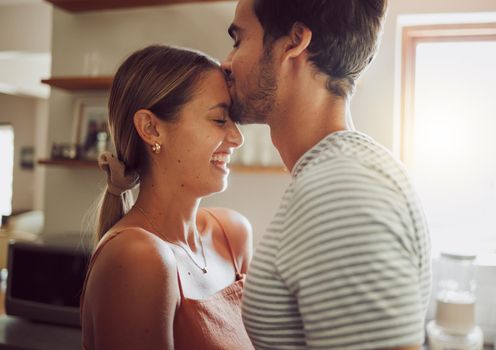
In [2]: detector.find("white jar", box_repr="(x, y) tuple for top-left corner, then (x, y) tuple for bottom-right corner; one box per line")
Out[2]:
(427, 252), (484, 350)
(427, 320), (483, 350)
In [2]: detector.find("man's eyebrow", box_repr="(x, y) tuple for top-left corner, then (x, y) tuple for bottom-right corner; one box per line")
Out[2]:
(228, 24), (242, 39)
(208, 102), (230, 111)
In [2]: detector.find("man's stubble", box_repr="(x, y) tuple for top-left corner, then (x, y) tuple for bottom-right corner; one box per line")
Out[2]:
(229, 49), (278, 125)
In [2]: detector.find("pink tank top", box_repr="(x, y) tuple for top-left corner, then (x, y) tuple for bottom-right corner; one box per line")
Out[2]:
(80, 210), (254, 350)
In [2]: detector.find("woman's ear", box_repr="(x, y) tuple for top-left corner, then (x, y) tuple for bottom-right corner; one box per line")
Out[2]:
(282, 22), (312, 61)
(133, 109), (161, 147)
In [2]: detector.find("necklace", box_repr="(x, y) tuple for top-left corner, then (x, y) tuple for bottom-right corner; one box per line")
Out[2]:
(135, 205), (208, 274)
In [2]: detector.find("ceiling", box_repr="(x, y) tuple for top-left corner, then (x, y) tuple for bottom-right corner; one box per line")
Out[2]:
(0, 0), (42, 5)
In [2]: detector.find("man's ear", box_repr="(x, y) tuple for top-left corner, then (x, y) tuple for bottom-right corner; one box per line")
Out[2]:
(282, 22), (312, 61)
(133, 109), (161, 147)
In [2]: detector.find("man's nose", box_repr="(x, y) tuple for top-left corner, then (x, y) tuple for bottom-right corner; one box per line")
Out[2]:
(220, 57), (233, 79)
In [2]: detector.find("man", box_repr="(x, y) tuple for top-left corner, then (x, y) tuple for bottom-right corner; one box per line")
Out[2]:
(221, 0), (431, 349)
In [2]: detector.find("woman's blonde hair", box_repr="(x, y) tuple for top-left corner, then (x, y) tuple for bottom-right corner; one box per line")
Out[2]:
(95, 45), (219, 242)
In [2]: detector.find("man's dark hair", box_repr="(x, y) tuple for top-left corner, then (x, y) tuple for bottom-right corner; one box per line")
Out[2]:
(253, 0), (387, 97)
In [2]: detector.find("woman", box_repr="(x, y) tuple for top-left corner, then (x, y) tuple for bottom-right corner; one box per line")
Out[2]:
(80, 45), (254, 350)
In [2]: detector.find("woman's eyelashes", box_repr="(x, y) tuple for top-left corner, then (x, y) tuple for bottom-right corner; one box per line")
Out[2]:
(213, 117), (227, 125)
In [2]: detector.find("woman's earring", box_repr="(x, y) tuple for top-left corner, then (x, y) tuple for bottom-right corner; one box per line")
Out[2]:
(151, 142), (161, 154)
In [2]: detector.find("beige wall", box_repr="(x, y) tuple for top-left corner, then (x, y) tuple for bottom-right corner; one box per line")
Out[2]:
(0, 3), (52, 53)
(43, 1), (496, 242)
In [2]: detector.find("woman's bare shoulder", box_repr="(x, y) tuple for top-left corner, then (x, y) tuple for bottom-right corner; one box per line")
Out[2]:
(83, 227), (178, 348)
(86, 227), (179, 304)
(95, 227), (177, 271)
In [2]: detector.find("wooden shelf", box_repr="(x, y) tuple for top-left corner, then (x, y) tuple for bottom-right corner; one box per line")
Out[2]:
(38, 159), (99, 168)
(38, 159), (287, 173)
(230, 165), (287, 174)
(44, 0), (232, 13)
(41, 76), (113, 91)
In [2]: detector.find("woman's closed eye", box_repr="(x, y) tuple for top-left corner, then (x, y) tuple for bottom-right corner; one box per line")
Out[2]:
(213, 118), (227, 125)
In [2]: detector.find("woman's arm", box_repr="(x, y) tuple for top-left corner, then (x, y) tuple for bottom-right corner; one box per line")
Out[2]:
(86, 229), (179, 350)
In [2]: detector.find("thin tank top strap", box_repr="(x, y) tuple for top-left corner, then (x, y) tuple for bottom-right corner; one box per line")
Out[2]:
(91, 226), (143, 265)
(176, 266), (186, 299)
(202, 208), (242, 280)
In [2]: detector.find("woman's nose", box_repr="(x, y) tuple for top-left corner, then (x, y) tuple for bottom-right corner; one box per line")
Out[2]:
(227, 122), (244, 149)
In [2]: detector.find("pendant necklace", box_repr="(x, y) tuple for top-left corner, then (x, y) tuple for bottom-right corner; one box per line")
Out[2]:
(135, 206), (208, 274)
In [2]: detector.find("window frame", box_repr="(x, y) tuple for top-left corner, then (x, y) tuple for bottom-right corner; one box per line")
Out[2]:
(0, 123), (14, 217)
(400, 23), (496, 167)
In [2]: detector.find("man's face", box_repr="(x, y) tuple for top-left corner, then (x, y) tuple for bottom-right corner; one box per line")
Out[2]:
(221, 0), (277, 125)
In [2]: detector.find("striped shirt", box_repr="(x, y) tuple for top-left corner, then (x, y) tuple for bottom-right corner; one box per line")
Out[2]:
(242, 131), (431, 350)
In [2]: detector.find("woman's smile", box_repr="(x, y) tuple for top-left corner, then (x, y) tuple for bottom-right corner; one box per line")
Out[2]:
(210, 152), (231, 173)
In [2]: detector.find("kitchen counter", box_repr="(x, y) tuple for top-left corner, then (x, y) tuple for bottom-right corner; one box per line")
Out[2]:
(0, 315), (81, 350)
(0, 314), (493, 350)
(424, 344), (493, 350)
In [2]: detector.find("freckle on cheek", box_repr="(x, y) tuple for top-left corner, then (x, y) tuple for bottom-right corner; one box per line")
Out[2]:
(177, 159), (181, 163)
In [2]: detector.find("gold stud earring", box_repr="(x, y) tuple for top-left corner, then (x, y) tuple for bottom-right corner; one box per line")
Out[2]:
(151, 142), (161, 154)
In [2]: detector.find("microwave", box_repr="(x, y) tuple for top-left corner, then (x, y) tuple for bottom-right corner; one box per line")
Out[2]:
(5, 233), (92, 327)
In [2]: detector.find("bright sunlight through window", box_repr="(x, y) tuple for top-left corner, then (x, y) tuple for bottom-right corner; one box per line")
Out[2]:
(0, 124), (14, 216)
(411, 41), (496, 255)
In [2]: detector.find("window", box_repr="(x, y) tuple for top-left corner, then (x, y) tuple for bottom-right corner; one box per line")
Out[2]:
(400, 24), (496, 256)
(0, 124), (14, 217)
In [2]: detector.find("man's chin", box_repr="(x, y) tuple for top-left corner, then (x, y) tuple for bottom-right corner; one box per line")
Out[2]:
(237, 116), (266, 125)
(230, 101), (267, 125)
(231, 113), (266, 125)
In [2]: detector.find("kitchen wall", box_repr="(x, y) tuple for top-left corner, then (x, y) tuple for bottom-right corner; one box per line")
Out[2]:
(0, 2), (51, 53)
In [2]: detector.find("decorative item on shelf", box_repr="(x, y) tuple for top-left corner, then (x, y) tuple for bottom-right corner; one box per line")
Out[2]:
(427, 251), (484, 350)
(82, 51), (101, 77)
(41, 76), (114, 91)
(73, 97), (111, 160)
(19, 146), (35, 170)
(50, 143), (80, 160)
(233, 124), (284, 168)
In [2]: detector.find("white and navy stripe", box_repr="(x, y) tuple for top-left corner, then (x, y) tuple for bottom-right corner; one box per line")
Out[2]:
(242, 131), (431, 350)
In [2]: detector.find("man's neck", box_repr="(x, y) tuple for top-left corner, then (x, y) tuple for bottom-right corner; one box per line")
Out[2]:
(269, 89), (353, 172)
